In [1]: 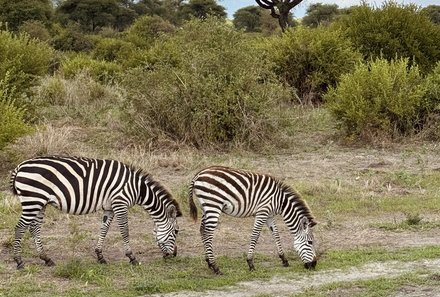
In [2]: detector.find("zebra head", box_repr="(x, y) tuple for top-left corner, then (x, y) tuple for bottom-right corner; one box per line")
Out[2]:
(153, 204), (180, 258)
(293, 216), (317, 269)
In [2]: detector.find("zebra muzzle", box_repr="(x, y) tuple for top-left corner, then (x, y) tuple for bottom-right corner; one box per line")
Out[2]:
(304, 258), (317, 270)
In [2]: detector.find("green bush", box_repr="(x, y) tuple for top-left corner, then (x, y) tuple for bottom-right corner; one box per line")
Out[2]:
(0, 73), (32, 149)
(60, 54), (122, 82)
(51, 24), (94, 52)
(325, 58), (428, 141)
(18, 20), (51, 42)
(124, 15), (175, 48)
(122, 18), (292, 149)
(0, 29), (54, 94)
(33, 72), (124, 127)
(92, 37), (136, 62)
(335, 1), (440, 73)
(420, 62), (440, 140)
(265, 26), (361, 104)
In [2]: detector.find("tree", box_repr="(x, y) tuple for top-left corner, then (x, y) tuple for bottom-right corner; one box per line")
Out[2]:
(233, 6), (262, 32)
(302, 3), (339, 27)
(421, 5), (440, 25)
(56, 0), (136, 32)
(0, 0), (53, 31)
(179, 0), (226, 21)
(255, 0), (302, 32)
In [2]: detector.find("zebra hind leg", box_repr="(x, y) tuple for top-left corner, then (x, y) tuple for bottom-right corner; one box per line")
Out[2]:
(29, 208), (55, 267)
(200, 212), (222, 275)
(13, 209), (40, 269)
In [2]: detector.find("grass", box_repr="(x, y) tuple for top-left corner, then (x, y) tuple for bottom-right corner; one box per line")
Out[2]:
(1, 245), (439, 296)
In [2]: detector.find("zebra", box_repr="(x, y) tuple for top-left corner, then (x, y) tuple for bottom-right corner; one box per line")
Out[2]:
(188, 166), (317, 274)
(10, 155), (182, 269)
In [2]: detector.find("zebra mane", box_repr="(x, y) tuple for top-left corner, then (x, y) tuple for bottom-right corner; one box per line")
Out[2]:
(279, 181), (316, 225)
(136, 168), (182, 217)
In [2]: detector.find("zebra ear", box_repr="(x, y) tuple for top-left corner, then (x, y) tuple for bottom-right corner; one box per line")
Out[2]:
(309, 220), (318, 228)
(167, 205), (177, 219)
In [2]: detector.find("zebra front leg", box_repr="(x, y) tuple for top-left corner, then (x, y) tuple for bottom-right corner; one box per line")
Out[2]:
(246, 213), (266, 271)
(114, 204), (139, 265)
(29, 208), (55, 267)
(266, 217), (289, 267)
(200, 212), (222, 274)
(95, 210), (114, 264)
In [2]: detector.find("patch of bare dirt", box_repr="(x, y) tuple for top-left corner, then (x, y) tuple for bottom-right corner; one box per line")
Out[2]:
(148, 259), (440, 297)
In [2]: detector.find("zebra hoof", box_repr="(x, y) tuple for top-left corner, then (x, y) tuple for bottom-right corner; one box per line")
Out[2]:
(98, 258), (107, 264)
(17, 262), (25, 270)
(246, 259), (255, 271)
(130, 258), (140, 266)
(282, 260), (289, 267)
(45, 259), (56, 267)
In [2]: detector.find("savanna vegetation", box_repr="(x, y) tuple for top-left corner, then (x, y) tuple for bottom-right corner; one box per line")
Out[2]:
(0, 0), (439, 296)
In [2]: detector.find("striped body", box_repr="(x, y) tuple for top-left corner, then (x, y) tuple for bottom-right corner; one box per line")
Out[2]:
(10, 156), (181, 269)
(189, 166), (317, 274)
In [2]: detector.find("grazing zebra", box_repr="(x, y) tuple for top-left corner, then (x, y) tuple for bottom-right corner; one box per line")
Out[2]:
(188, 166), (317, 274)
(10, 155), (182, 269)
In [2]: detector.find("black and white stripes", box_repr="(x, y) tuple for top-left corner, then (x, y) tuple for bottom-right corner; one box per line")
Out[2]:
(10, 155), (181, 269)
(189, 166), (317, 274)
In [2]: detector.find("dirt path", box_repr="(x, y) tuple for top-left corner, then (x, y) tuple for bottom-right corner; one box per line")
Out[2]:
(150, 258), (440, 297)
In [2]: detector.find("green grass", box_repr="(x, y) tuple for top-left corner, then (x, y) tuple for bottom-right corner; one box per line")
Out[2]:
(293, 271), (440, 297)
(1, 246), (439, 297)
(296, 171), (440, 220)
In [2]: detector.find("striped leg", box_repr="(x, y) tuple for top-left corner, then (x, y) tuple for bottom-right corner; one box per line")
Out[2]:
(266, 217), (289, 267)
(246, 212), (267, 271)
(13, 200), (44, 269)
(95, 210), (114, 264)
(113, 202), (138, 265)
(200, 210), (222, 274)
(29, 208), (55, 267)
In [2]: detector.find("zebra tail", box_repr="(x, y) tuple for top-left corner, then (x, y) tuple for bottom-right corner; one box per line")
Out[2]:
(9, 166), (19, 195)
(188, 179), (198, 222)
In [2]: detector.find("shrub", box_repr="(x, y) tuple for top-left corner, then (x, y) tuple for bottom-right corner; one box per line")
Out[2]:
(265, 26), (361, 104)
(18, 20), (51, 42)
(124, 15), (175, 48)
(325, 58), (428, 141)
(60, 54), (122, 82)
(122, 18), (292, 149)
(335, 1), (440, 73)
(419, 62), (440, 140)
(33, 72), (125, 127)
(0, 29), (54, 94)
(0, 72), (32, 149)
(51, 24), (94, 52)
(92, 38), (136, 62)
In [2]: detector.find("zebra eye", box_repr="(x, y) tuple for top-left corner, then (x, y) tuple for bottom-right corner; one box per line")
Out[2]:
(307, 240), (313, 245)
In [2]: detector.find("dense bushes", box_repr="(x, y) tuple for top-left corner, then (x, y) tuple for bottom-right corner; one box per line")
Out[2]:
(335, 1), (440, 73)
(325, 58), (433, 140)
(0, 29), (54, 93)
(266, 26), (361, 104)
(33, 72), (124, 127)
(0, 73), (32, 149)
(122, 19), (292, 149)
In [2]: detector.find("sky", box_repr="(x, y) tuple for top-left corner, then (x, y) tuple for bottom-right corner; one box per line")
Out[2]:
(219, 0), (439, 19)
